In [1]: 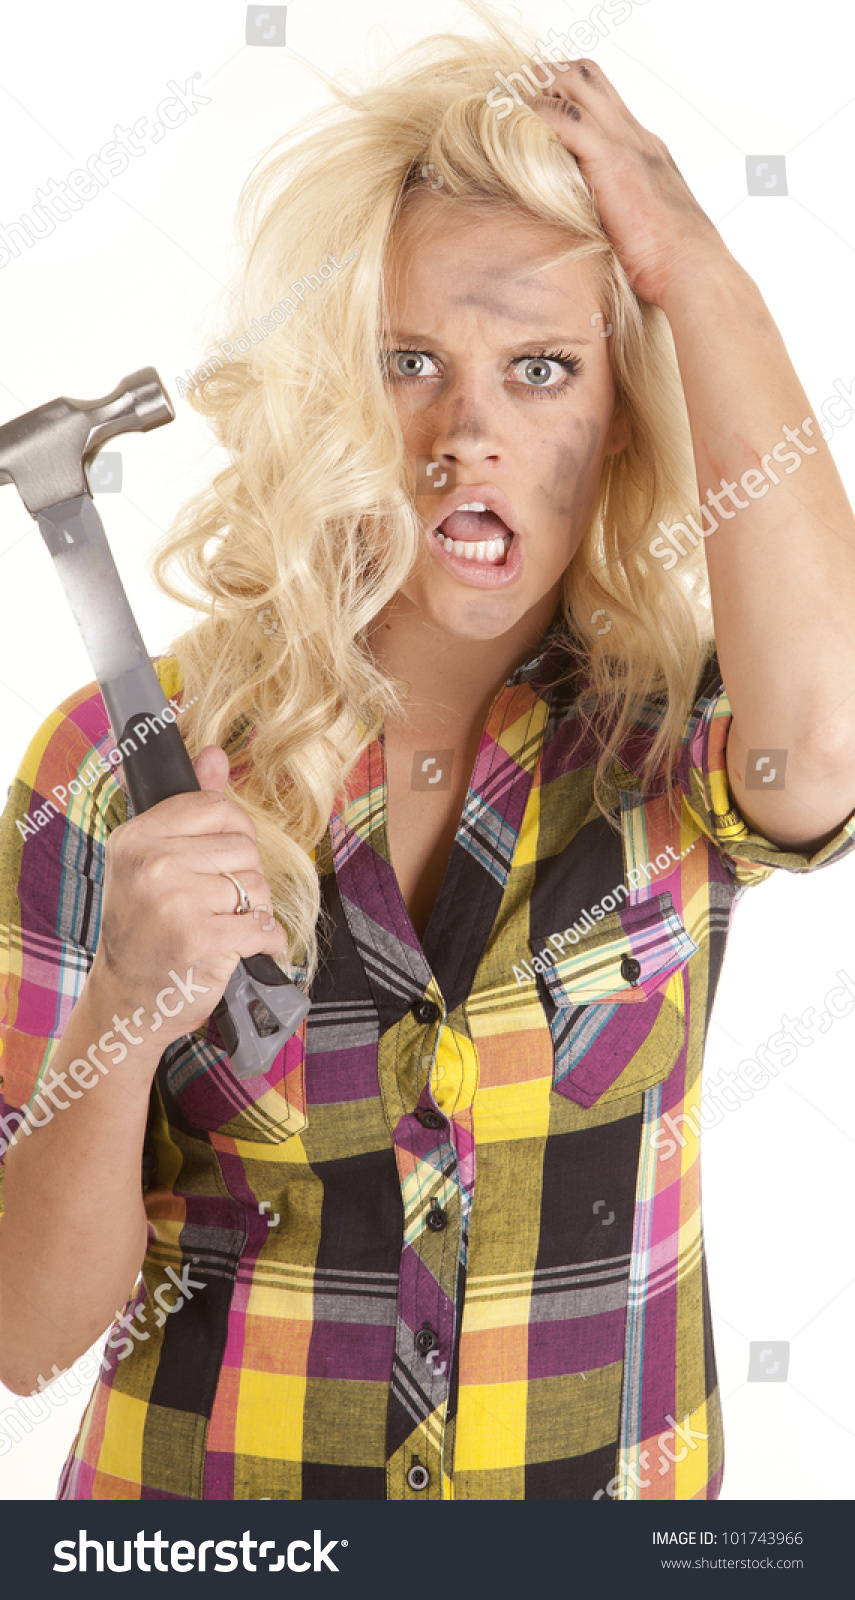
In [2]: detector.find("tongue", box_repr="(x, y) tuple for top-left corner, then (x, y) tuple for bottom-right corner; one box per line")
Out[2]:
(440, 509), (511, 541)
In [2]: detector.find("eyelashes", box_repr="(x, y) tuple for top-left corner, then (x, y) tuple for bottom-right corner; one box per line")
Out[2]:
(380, 344), (584, 398)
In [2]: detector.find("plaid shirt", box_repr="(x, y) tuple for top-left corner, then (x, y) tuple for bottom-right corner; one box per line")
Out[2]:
(2, 627), (854, 1501)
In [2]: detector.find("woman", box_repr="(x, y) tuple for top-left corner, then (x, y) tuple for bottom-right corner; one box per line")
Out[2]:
(1, 9), (854, 1501)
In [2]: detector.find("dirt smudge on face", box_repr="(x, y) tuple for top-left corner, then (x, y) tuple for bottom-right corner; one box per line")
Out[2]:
(445, 392), (491, 442)
(534, 414), (605, 530)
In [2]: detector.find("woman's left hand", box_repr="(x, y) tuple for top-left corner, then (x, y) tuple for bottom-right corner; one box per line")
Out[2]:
(528, 59), (730, 307)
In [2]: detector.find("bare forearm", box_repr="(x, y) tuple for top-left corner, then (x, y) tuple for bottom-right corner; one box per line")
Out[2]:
(660, 256), (855, 757)
(0, 974), (159, 1394)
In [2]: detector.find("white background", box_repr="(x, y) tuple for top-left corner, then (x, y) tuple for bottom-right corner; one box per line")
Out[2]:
(0, 0), (854, 1500)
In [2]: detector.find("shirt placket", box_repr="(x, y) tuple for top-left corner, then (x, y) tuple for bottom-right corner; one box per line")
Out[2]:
(379, 992), (475, 1500)
(327, 633), (559, 1499)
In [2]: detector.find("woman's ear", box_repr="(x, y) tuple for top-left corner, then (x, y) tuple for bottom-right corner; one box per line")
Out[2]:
(605, 405), (630, 456)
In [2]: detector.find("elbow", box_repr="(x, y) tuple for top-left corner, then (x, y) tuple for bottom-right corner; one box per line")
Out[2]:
(0, 1366), (40, 1397)
(0, 1331), (46, 1396)
(0, 1336), (44, 1396)
(796, 716), (855, 782)
(0, 1309), (57, 1397)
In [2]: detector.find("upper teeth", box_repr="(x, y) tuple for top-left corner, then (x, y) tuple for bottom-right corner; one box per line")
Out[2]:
(457, 502), (488, 512)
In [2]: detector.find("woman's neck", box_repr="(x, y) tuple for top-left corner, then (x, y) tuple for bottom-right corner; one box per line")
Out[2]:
(367, 592), (558, 736)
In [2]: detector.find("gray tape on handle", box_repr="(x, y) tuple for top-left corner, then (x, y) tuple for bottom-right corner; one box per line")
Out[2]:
(213, 961), (312, 1079)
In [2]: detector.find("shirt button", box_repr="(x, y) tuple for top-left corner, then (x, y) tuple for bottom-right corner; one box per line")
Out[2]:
(412, 999), (440, 1025)
(426, 1205), (447, 1232)
(407, 1462), (430, 1491)
(621, 954), (642, 985)
(417, 1109), (445, 1131)
(415, 1327), (438, 1355)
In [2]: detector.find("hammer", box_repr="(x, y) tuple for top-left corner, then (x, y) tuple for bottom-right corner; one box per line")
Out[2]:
(0, 368), (310, 1079)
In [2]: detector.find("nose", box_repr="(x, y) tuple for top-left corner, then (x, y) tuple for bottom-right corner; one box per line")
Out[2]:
(426, 375), (502, 471)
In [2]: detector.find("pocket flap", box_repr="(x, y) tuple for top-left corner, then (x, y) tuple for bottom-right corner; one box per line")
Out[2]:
(158, 1015), (308, 1143)
(533, 893), (698, 1008)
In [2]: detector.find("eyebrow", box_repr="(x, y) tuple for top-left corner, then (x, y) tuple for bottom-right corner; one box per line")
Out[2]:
(386, 331), (594, 348)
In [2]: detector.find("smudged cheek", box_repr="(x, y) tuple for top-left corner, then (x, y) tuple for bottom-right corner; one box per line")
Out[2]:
(531, 419), (607, 528)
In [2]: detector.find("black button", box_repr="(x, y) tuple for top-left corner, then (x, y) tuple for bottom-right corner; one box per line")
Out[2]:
(412, 999), (440, 1025)
(407, 1462), (430, 1491)
(621, 954), (642, 985)
(426, 1205), (447, 1232)
(415, 1327), (437, 1355)
(418, 1109), (445, 1131)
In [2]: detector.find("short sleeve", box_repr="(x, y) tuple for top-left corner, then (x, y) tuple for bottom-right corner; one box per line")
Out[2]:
(675, 648), (855, 888)
(0, 659), (186, 1217)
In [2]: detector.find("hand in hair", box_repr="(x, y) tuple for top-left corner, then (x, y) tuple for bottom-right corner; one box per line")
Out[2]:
(529, 59), (728, 309)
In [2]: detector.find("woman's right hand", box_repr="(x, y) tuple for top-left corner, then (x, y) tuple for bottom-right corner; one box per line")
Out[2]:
(85, 745), (291, 1061)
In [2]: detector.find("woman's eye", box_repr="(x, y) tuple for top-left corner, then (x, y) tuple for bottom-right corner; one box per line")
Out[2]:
(384, 349), (440, 379)
(381, 348), (583, 393)
(511, 356), (575, 388)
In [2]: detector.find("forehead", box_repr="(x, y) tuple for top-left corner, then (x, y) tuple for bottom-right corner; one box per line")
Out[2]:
(386, 194), (601, 321)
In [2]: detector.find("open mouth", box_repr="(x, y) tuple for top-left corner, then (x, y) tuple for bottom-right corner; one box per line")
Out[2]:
(432, 504), (515, 566)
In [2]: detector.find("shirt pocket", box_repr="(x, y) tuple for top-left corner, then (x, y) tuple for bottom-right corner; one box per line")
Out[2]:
(530, 892), (698, 1108)
(156, 1013), (308, 1144)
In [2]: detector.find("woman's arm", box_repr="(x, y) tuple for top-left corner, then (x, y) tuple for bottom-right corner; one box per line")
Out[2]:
(531, 60), (855, 850)
(655, 259), (855, 852)
(0, 743), (291, 1395)
(0, 968), (158, 1395)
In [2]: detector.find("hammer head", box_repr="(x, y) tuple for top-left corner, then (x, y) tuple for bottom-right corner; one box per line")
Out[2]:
(0, 367), (174, 516)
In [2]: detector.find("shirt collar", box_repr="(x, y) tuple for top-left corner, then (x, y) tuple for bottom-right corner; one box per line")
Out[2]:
(504, 605), (574, 687)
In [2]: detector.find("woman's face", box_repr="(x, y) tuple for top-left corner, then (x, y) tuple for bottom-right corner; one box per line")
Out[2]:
(382, 194), (628, 644)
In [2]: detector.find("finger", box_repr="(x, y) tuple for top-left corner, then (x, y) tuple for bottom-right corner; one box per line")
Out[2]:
(193, 744), (230, 793)
(535, 58), (644, 140)
(163, 830), (266, 875)
(214, 869), (272, 916)
(131, 787), (259, 843)
(528, 90), (606, 160)
(197, 908), (292, 987)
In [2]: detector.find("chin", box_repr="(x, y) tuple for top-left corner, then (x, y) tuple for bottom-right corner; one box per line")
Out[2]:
(416, 584), (526, 640)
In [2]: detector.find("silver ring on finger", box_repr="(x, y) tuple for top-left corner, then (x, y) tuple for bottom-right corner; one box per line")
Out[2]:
(220, 871), (253, 914)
